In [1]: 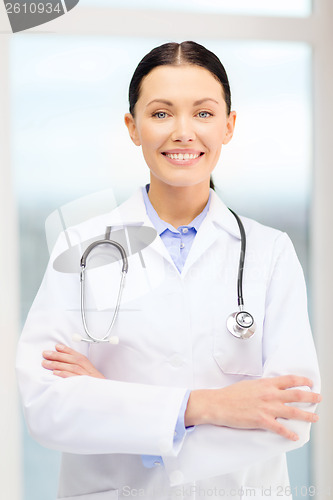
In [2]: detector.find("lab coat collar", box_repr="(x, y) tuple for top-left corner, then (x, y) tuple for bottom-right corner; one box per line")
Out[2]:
(104, 188), (176, 267)
(179, 190), (241, 276)
(106, 188), (241, 238)
(103, 188), (242, 273)
(207, 189), (242, 240)
(103, 188), (148, 228)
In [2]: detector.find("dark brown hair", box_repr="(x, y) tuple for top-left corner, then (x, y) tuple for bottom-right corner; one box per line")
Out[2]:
(128, 41), (231, 117)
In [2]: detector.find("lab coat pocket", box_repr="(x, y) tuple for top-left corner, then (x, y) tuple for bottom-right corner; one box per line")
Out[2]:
(58, 489), (118, 500)
(213, 329), (263, 376)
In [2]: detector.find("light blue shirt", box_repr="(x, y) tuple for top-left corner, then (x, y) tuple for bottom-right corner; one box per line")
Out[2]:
(140, 185), (211, 468)
(142, 185), (211, 273)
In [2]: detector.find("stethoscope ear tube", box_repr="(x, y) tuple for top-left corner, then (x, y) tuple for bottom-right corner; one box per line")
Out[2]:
(228, 208), (246, 308)
(79, 231), (128, 343)
(81, 239), (128, 273)
(72, 333), (119, 344)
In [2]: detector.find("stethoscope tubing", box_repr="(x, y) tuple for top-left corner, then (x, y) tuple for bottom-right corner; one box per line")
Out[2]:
(80, 234), (128, 343)
(81, 239), (128, 273)
(228, 208), (246, 309)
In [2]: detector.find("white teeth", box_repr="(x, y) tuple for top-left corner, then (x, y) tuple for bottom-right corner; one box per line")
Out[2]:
(165, 153), (200, 160)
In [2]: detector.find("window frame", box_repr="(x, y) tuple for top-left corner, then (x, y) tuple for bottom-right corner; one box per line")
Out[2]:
(0, 0), (332, 497)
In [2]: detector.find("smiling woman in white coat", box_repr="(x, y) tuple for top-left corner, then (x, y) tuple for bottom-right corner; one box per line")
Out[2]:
(16, 41), (321, 500)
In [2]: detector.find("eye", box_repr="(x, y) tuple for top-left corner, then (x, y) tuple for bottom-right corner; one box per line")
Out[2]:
(197, 111), (212, 119)
(152, 111), (168, 119)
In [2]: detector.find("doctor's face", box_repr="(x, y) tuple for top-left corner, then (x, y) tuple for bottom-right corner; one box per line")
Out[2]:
(125, 64), (236, 189)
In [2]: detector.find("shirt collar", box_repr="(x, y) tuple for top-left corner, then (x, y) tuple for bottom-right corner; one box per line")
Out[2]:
(141, 184), (211, 236)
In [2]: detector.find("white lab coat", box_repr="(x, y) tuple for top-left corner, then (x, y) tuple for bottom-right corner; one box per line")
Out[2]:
(16, 188), (320, 500)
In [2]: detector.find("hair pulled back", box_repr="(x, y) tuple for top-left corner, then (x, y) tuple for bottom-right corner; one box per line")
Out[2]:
(128, 41), (231, 117)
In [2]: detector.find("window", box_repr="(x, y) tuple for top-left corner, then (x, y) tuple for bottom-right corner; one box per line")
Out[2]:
(11, 34), (312, 499)
(80, 0), (312, 17)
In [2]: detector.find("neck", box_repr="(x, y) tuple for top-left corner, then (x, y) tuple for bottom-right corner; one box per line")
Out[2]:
(147, 177), (211, 228)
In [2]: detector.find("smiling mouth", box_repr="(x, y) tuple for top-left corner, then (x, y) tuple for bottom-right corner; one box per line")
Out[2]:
(162, 152), (204, 160)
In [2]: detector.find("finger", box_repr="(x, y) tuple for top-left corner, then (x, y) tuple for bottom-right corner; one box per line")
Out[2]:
(261, 417), (299, 441)
(43, 350), (75, 364)
(281, 389), (322, 405)
(275, 375), (313, 390)
(55, 344), (92, 370)
(43, 348), (88, 371)
(278, 405), (319, 424)
(53, 370), (78, 378)
(55, 344), (81, 356)
(42, 359), (85, 375)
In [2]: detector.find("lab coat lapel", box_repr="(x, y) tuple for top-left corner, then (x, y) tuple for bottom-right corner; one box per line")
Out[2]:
(104, 188), (175, 268)
(103, 188), (242, 275)
(181, 191), (241, 277)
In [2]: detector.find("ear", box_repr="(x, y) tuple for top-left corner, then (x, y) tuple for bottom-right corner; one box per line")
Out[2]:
(124, 113), (141, 146)
(222, 111), (237, 145)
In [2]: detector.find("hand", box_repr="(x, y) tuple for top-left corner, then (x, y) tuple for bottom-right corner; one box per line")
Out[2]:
(185, 375), (321, 441)
(42, 344), (105, 379)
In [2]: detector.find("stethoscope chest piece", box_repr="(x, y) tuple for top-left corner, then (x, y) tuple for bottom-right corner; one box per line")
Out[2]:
(227, 310), (256, 339)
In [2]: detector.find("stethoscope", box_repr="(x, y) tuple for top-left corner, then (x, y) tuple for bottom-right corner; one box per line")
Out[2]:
(227, 209), (256, 339)
(73, 226), (128, 345)
(75, 211), (256, 344)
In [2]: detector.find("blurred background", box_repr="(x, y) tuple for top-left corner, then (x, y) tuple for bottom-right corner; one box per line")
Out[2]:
(0, 0), (332, 499)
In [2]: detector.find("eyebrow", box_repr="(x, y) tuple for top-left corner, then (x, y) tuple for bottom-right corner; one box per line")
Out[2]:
(146, 98), (220, 107)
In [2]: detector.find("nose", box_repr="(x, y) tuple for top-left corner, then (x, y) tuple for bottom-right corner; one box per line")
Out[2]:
(171, 116), (196, 142)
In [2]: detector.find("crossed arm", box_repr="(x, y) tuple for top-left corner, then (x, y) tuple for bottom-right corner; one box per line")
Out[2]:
(42, 344), (321, 442)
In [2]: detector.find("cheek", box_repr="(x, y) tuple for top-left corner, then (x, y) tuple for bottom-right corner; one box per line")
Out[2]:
(139, 123), (167, 150)
(203, 126), (225, 152)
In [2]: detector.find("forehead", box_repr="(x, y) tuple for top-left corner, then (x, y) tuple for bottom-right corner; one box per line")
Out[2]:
(138, 64), (225, 104)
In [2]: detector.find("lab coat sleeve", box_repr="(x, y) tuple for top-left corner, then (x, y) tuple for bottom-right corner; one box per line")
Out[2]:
(141, 390), (192, 468)
(163, 232), (321, 486)
(16, 233), (188, 457)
